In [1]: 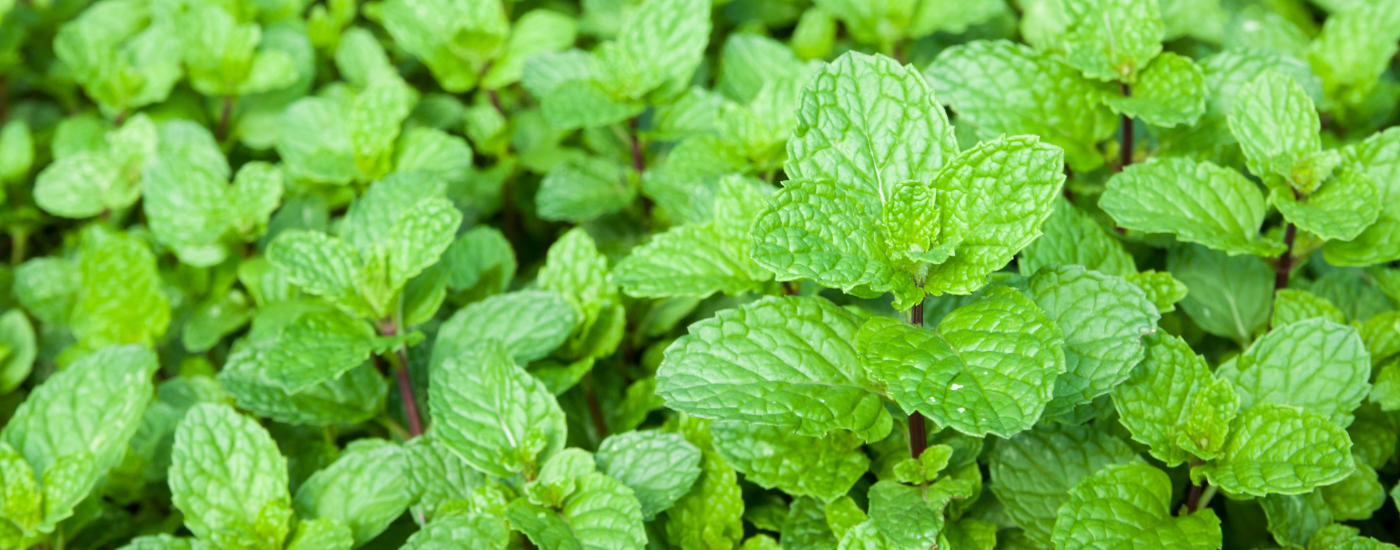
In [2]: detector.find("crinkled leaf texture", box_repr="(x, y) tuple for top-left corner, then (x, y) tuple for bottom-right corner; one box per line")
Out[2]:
(293, 441), (415, 546)
(1113, 333), (1237, 466)
(858, 286), (1066, 437)
(709, 421), (868, 504)
(1216, 318), (1371, 427)
(1101, 157), (1284, 256)
(594, 430), (702, 519)
(656, 296), (892, 442)
(1052, 463), (1222, 550)
(506, 472), (647, 550)
(430, 339), (567, 479)
(989, 423), (1139, 547)
(169, 403), (293, 550)
(1012, 265), (1159, 417)
(1193, 403), (1355, 496)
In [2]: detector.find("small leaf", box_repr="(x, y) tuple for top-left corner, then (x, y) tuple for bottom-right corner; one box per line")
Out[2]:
(1051, 463), (1221, 550)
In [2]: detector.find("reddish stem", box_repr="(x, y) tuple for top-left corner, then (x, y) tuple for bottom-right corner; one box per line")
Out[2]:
(908, 301), (927, 459)
(1119, 83), (1133, 171)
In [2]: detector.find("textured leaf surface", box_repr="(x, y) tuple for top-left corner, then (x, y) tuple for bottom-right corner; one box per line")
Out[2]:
(1195, 403), (1355, 496)
(859, 286), (1065, 437)
(925, 40), (1116, 171)
(710, 421), (867, 504)
(1060, 0), (1164, 81)
(1101, 158), (1283, 256)
(170, 404), (292, 550)
(1015, 265), (1159, 417)
(430, 339), (567, 478)
(1051, 463), (1222, 550)
(1019, 200), (1134, 278)
(1216, 318), (1370, 426)
(1168, 244), (1273, 343)
(433, 290), (578, 365)
(293, 441), (415, 546)
(1103, 52), (1207, 127)
(1228, 70), (1321, 184)
(656, 296), (891, 441)
(988, 423), (1138, 546)
(1113, 333), (1234, 465)
(595, 431), (702, 519)
(1325, 128), (1400, 265)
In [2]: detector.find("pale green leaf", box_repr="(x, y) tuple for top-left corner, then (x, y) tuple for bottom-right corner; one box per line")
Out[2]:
(170, 403), (293, 550)
(656, 296), (892, 442)
(294, 441), (415, 546)
(988, 423), (1138, 547)
(429, 339), (566, 478)
(595, 431), (701, 519)
(859, 286), (1065, 437)
(1051, 463), (1221, 550)
(1167, 244), (1274, 343)
(1103, 52), (1207, 127)
(1060, 0), (1164, 81)
(709, 421), (867, 504)
(1101, 158), (1283, 257)
(1216, 318), (1371, 427)
(1193, 403), (1355, 496)
(1019, 199), (1134, 277)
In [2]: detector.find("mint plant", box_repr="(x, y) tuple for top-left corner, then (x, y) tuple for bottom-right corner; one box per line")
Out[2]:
(0, 0), (1398, 549)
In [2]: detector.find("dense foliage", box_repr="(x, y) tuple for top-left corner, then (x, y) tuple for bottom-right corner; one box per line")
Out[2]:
(0, 0), (1397, 549)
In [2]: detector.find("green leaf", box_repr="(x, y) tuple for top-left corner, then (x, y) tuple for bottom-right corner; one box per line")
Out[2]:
(858, 286), (1066, 437)
(1125, 270), (1189, 314)
(441, 226), (517, 299)
(1261, 491), (1331, 549)
(1113, 333), (1235, 465)
(1193, 403), (1355, 496)
(481, 10), (578, 90)
(784, 52), (958, 216)
(1019, 199), (1134, 277)
(293, 441), (415, 546)
(1216, 318), (1371, 427)
(1370, 360), (1400, 411)
(867, 480), (942, 550)
(170, 403), (293, 550)
(220, 303), (397, 395)
(399, 512), (508, 550)
(220, 361), (388, 427)
(1271, 289), (1347, 328)
(1103, 52), (1207, 127)
(1228, 70), (1322, 188)
(656, 296), (892, 442)
(276, 97), (357, 185)
(114, 535), (213, 550)
(0, 311), (36, 395)
(749, 178), (907, 303)
(988, 423), (1138, 547)
(507, 472), (647, 550)
(1176, 376), (1240, 463)
(1275, 168), (1382, 242)
(72, 226), (172, 348)
(430, 339), (566, 478)
(779, 496), (838, 550)
(664, 458), (744, 550)
(921, 135), (1066, 296)
(594, 0), (712, 101)
(1167, 244), (1274, 343)
(1321, 460), (1385, 521)
(266, 230), (364, 310)
(0, 121), (34, 184)
(709, 421), (867, 504)
(433, 290), (578, 365)
(1321, 129), (1400, 264)
(376, 0), (507, 93)
(536, 157), (635, 223)
(1060, 0), (1164, 81)
(1306, 1), (1400, 108)
(284, 518), (354, 550)
(925, 40), (1117, 172)
(14, 258), (81, 327)
(404, 435), (486, 523)
(537, 230), (625, 362)
(1100, 158), (1284, 257)
(1051, 463), (1221, 550)
(1013, 265), (1159, 417)
(595, 431), (702, 519)
(613, 176), (772, 299)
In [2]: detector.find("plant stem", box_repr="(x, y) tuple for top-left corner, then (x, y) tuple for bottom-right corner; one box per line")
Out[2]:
(782, 281), (799, 296)
(908, 300), (927, 459)
(380, 315), (424, 438)
(1275, 222), (1297, 292)
(584, 372), (608, 441)
(216, 95), (234, 142)
(1185, 481), (1203, 514)
(627, 117), (645, 173)
(392, 360), (423, 436)
(1119, 83), (1133, 171)
(487, 88), (505, 116)
(10, 229), (26, 266)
